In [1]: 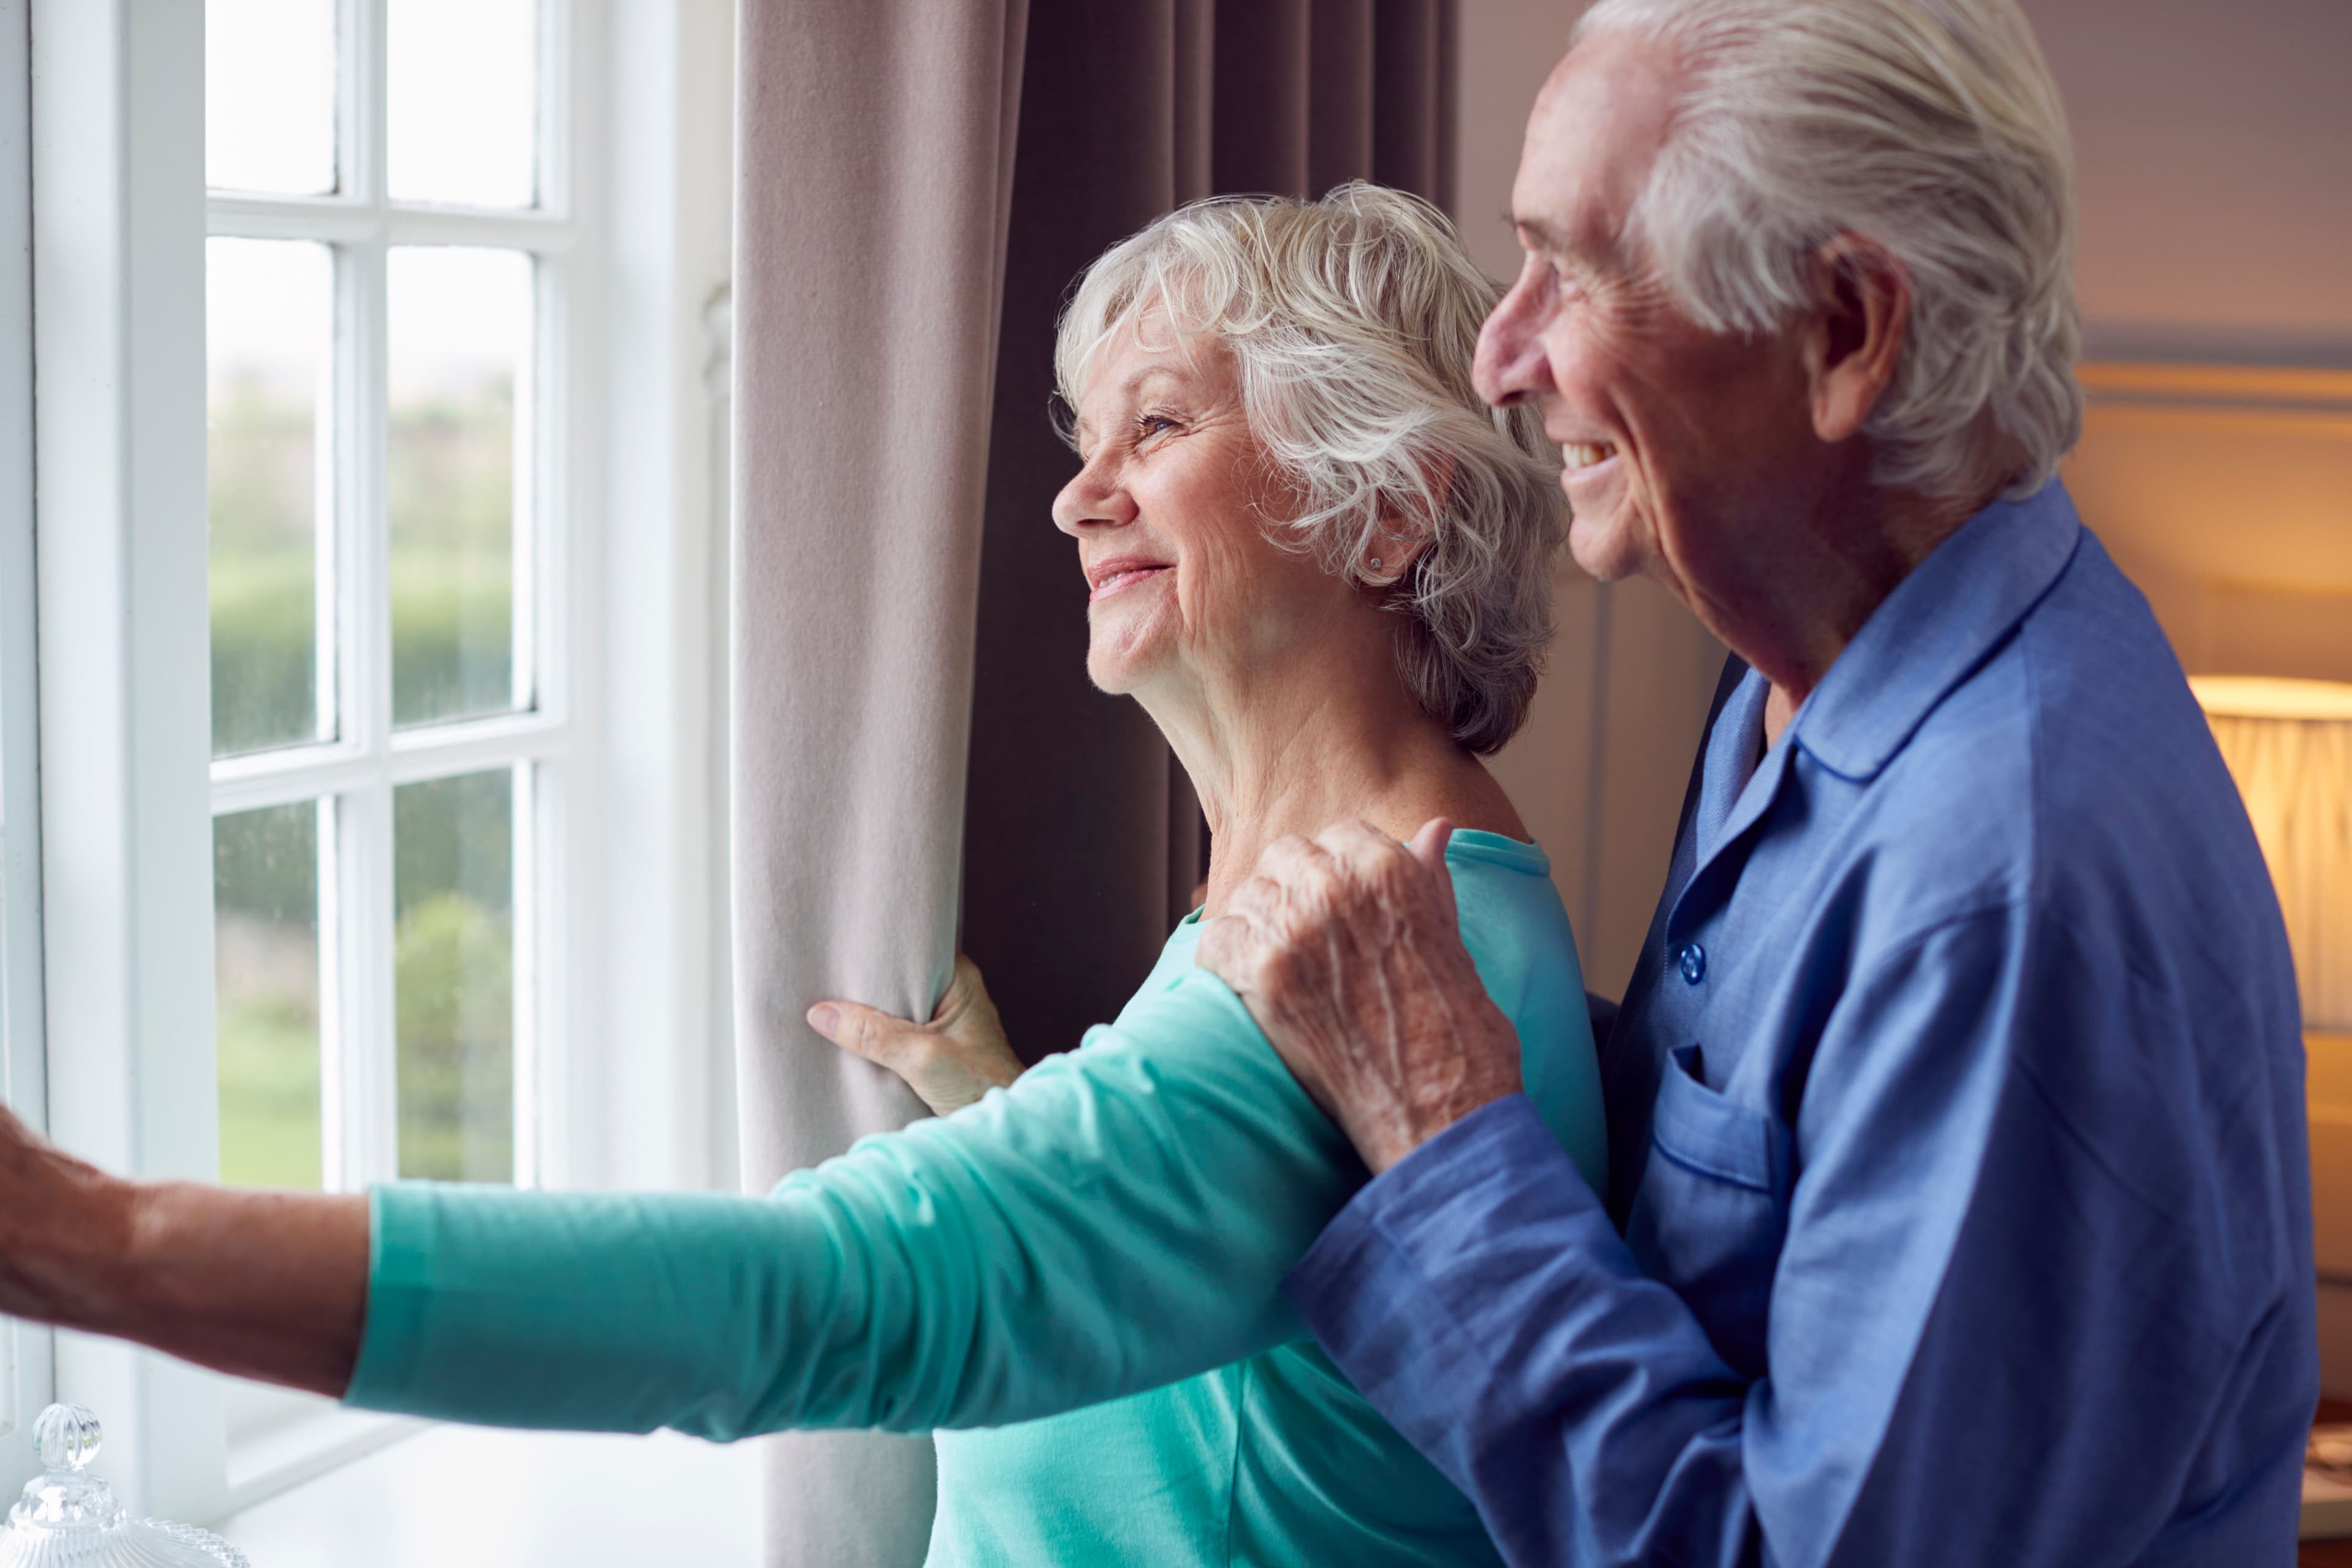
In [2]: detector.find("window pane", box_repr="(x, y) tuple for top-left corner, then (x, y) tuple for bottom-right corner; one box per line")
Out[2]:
(388, 247), (529, 728)
(394, 770), (514, 1183)
(215, 802), (323, 1190)
(209, 238), (331, 758)
(388, 0), (538, 208)
(206, 0), (337, 195)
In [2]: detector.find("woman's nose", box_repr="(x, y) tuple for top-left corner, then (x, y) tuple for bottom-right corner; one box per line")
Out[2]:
(1051, 457), (1137, 538)
(1473, 262), (1553, 409)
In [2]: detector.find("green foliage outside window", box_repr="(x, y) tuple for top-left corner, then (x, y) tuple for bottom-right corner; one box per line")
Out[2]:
(213, 370), (522, 1189)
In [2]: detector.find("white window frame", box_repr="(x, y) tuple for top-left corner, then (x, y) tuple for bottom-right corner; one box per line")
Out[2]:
(0, 0), (51, 1509)
(205, 0), (578, 1202)
(200, 0), (594, 1507)
(21, 0), (735, 1531)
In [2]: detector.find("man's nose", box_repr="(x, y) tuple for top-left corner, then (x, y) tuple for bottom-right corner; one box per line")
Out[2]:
(1051, 458), (1137, 538)
(1473, 273), (1551, 409)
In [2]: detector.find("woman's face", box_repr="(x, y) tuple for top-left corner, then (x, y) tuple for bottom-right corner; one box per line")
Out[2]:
(1054, 325), (1351, 698)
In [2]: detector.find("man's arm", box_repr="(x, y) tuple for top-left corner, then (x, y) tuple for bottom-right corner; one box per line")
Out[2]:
(1205, 835), (2258, 1566)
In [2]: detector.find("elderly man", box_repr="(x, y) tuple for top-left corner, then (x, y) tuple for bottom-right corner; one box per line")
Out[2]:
(1200, 1), (2316, 1563)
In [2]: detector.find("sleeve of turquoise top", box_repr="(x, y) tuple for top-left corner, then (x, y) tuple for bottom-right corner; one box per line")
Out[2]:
(344, 970), (1366, 1440)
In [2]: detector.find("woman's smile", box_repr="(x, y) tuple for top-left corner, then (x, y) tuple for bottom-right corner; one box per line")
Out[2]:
(1087, 555), (1175, 605)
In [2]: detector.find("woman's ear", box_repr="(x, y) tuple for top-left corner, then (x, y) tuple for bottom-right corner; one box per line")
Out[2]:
(1357, 529), (1432, 587)
(1803, 234), (1910, 445)
(1359, 454), (1454, 586)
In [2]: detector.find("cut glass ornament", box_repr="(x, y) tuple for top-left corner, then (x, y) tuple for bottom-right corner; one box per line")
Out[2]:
(0, 1404), (251, 1566)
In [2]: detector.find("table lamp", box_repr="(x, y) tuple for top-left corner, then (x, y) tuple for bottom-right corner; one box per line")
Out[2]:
(2192, 676), (2352, 1035)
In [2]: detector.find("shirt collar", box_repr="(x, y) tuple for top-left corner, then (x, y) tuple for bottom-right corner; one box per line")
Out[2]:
(1785, 480), (2083, 783)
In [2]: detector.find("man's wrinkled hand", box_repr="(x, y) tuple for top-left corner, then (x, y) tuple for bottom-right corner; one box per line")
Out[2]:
(1197, 818), (1523, 1174)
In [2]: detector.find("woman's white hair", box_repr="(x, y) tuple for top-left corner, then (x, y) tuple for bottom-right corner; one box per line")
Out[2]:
(1575, 0), (2084, 501)
(1055, 184), (1564, 755)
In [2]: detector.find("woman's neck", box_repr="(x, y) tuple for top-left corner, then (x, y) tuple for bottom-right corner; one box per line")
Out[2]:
(1136, 643), (1527, 916)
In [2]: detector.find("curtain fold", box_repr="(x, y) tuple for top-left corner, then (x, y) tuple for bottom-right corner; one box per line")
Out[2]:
(731, 2), (1027, 1563)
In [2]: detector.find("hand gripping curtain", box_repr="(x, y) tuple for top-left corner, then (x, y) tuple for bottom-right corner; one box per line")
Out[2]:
(731, 2), (1026, 1565)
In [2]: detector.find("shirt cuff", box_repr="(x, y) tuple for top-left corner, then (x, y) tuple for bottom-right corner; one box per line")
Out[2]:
(342, 1183), (435, 1412)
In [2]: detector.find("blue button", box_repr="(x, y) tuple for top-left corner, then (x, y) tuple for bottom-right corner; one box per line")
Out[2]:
(1677, 943), (1707, 985)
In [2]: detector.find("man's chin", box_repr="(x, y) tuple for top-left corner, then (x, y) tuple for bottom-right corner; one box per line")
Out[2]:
(1566, 513), (1651, 582)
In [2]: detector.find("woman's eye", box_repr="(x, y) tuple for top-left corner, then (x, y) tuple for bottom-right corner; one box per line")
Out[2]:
(1136, 412), (1179, 440)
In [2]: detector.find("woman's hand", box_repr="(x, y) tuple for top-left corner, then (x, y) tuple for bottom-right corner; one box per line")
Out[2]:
(808, 955), (1024, 1116)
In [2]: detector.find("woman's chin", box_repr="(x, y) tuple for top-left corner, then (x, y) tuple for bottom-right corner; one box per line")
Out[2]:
(1085, 633), (1173, 696)
(1085, 649), (1148, 695)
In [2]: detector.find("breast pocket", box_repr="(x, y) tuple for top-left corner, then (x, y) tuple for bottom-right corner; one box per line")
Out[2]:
(1623, 1044), (1792, 1380)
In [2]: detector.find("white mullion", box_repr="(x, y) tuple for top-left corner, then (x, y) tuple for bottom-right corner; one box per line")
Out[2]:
(209, 208), (573, 256)
(210, 726), (570, 816)
(515, 0), (572, 1190)
(313, 793), (347, 1188)
(349, 0), (397, 1188)
(512, 254), (542, 716)
(383, 209), (574, 252)
(206, 200), (380, 245)
(336, 0), (368, 204)
(341, 781), (398, 1185)
(511, 761), (540, 1186)
(537, 0), (572, 219)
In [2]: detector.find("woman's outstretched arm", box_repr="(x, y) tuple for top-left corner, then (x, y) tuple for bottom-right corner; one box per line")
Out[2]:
(0, 1106), (368, 1396)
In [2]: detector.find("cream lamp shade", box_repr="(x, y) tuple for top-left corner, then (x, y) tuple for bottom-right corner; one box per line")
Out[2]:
(2192, 677), (2352, 1033)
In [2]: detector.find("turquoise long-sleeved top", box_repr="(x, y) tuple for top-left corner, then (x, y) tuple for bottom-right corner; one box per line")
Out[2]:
(346, 830), (1604, 1565)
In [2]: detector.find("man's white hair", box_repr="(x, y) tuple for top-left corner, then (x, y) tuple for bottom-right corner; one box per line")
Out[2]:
(1056, 184), (1564, 755)
(1575, 0), (2084, 502)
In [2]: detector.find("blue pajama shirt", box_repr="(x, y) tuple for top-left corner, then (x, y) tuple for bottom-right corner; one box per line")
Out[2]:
(1283, 481), (2318, 1566)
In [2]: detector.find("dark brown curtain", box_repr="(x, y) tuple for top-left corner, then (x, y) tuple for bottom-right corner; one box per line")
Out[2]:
(962, 0), (1458, 1064)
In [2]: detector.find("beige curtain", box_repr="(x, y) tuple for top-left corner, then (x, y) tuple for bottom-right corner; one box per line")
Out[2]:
(731, 1), (1027, 1563)
(733, 1), (1452, 1562)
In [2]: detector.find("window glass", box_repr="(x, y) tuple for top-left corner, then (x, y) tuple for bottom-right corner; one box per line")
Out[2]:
(205, 0), (337, 196)
(214, 802), (325, 1189)
(394, 769), (514, 1182)
(388, 246), (530, 728)
(209, 237), (333, 758)
(388, 0), (538, 208)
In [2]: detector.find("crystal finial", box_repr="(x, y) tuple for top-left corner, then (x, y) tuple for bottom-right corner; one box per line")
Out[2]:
(31, 1406), (100, 1474)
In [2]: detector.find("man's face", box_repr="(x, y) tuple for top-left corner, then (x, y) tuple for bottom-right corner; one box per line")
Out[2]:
(1474, 32), (1820, 610)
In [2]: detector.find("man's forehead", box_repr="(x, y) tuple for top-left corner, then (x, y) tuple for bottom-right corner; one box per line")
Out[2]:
(1511, 30), (1681, 260)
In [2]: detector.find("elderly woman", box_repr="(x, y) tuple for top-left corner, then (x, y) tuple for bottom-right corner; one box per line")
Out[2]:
(0, 186), (1601, 1566)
